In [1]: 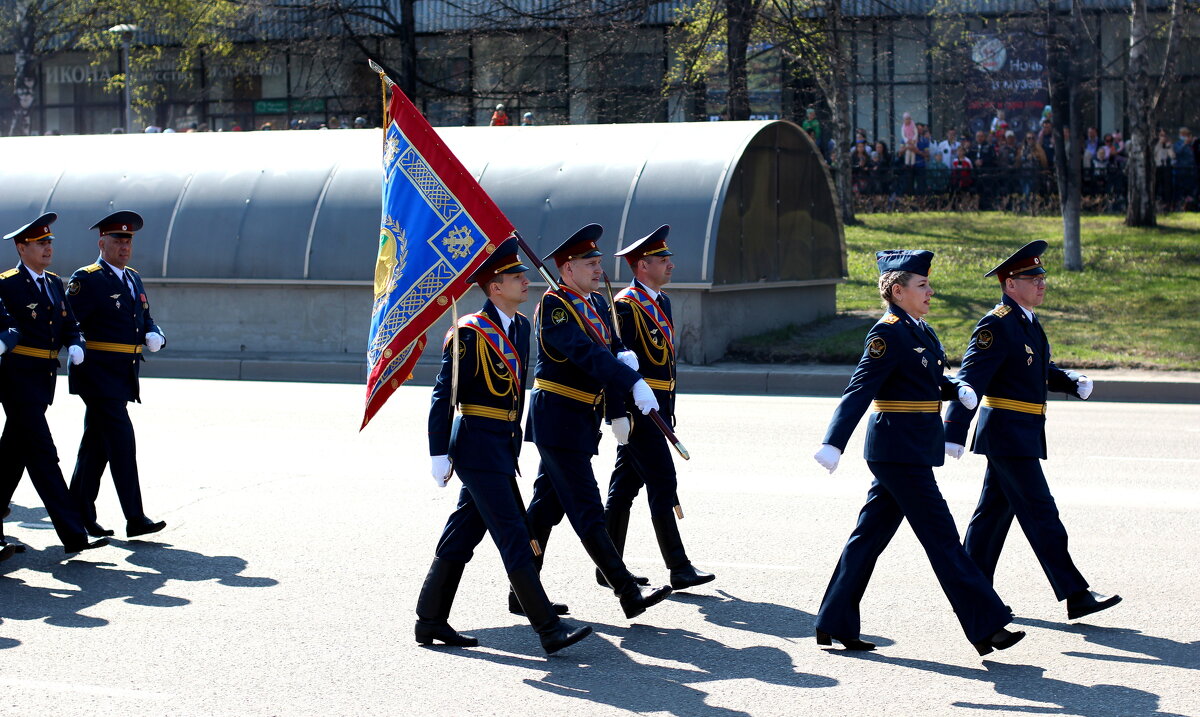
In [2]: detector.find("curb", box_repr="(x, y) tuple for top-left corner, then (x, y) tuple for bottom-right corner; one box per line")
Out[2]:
(134, 356), (1200, 404)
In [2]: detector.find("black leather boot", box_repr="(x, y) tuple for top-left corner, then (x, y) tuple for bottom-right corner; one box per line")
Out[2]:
(595, 508), (649, 587)
(1066, 589), (1122, 620)
(414, 558), (478, 647)
(650, 513), (715, 590)
(509, 564), (592, 654)
(507, 526), (569, 616)
(581, 526), (672, 619)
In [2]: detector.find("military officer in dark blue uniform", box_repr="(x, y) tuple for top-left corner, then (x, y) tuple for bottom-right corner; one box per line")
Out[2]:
(0, 213), (109, 555)
(65, 211), (167, 539)
(812, 250), (1024, 656)
(600, 225), (714, 591)
(520, 223), (674, 620)
(419, 238), (592, 655)
(944, 240), (1121, 621)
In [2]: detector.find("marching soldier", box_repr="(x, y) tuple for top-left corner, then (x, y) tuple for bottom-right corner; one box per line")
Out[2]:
(519, 224), (674, 619)
(419, 238), (593, 655)
(65, 210), (167, 539)
(600, 225), (714, 590)
(0, 213), (109, 555)
(812, 250), (1024, 656)
(945, 240), (1121, 621)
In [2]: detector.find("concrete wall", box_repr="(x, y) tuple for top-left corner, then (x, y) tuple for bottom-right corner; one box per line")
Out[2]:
(143, 279), (838, 371)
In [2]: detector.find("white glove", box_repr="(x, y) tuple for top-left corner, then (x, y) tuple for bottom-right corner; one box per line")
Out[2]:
(616, 350), (639, 371)
(430, 455), (452, 488)
(145, 332), (165, 352)
(1076, 376), (1093, 400)
(0, 342), (7, 356)
(68, 345), (84, 365)
(957, 383), (978, 410)
(813, 444), (841, 474)
(610, 417), (630, 445)
(945, 442), (966, 459)
(631, 379), (659, 415)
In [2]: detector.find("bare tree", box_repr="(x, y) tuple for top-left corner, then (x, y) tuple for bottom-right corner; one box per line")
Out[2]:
(2, 0), (100, 135)
(1125, 0), (1183, 227)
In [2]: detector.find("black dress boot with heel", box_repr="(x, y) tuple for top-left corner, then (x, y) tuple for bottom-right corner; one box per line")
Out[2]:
(509, 564), (592, 654)
(581, 526), (672, 619)
(507, 526), (569, 616)
(414, 557), (478, 647)
(650, 513), (715, 590)
(594, 508), (649, 587)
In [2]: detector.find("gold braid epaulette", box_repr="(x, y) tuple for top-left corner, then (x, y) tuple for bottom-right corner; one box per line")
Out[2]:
(990, 305), (1012, 317)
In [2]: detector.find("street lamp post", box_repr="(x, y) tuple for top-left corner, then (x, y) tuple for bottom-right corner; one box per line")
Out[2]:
(108, 24), (138, 133)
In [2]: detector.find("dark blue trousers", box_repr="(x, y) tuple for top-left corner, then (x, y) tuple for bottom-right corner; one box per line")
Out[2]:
(526, 446), (604, 541)
(0, 400), (88, 545)
(434, 467), (536, 573)
(69, 397), (145, 522)
(964, 456), (1088, 601)
(605, 420), (678, 517)
(816, 461), (1011, 645)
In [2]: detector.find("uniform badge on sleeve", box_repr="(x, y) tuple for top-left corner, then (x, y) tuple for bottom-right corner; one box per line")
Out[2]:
(551, 308), (567, 325)
(977, 330), (993, 350)
(867, 337), (887, 359)
(67, 279), (80, 296)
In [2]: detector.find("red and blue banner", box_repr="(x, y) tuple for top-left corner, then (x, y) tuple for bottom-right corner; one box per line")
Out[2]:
(364, 87), (514, 427)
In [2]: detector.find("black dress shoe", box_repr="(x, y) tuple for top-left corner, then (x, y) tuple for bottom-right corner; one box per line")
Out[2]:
(619, 584), (673, 619)
(595, 567), (649, 587)
(508, 590), (568, 616)
(816, 629), (876, 651)
(127, 517), (167, 538)
(1067, 590), (1122, 620)
(670, 564), (716, 590)
(0, 543), (15, 562)
(414, 620), (478, 647)
(1, 539), (26, 554)
(86, 522), (115, 537)
(63, 537), (110, 554)
(540, 621), (593, 655)
(974, 627), (1026, 656)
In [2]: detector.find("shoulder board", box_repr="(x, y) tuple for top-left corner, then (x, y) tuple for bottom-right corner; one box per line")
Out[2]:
(0, 268), (18, 279)
(82, 263), (103, 273)
(45, 270), (58, 278)
(990, 305), (1012, 317)
(126, 266), (139, 274)
(881, 313), (900, 324)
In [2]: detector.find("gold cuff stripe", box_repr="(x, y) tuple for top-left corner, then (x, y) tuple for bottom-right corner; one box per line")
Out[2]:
(982, 396), (1046, 415)
(644, 377), (675, 392)
(872, 400), (942, 413)
(459, 404), (518, 421)
(88, 341), (144, 354)
(12, 345), (58, 359)
(534, 378), (602, 405)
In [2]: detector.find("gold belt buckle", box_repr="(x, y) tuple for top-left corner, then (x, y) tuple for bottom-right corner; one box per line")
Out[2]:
(507, 409), (518, 421)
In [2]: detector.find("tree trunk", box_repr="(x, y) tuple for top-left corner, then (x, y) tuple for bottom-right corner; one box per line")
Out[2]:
(398, 0), (418, 99)
(1125, 0), (1155, 226)
(725, 0), (754, 120)
(827, 0), (857, 225)
(1047, 1), (1084, 271)
(7, 5), (38, 137)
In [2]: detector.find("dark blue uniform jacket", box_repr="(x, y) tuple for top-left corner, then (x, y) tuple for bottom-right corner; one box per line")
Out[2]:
(0, 265), (83, 405)
(823, 304), (960, 466)
(944, 293), (1080, 459)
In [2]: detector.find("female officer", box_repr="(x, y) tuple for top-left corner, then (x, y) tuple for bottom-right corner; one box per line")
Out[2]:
(811, 250), (1025, 656)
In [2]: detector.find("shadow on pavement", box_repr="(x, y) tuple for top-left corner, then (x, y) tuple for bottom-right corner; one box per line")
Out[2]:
(849, 652), (1187, 717)
(671, 589), (894, 648)
(1016, 616), (1200, 670)
(1, 505), (277, 631)
(437, 619), (837, 717)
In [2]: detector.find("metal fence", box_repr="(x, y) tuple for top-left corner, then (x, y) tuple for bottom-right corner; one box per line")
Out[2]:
(839, 165), (1200, 214)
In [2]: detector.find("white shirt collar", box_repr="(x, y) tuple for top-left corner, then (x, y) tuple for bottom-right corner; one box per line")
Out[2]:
(1018, 305), (1034, 322)
(635, 278), (659, 301)
(22, 264), (46, 282)
(99, 257), (126, 280)
(495, 308), (515, 334)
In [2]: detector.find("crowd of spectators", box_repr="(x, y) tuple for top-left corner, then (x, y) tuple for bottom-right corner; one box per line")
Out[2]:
(832, 116), (1200, 213)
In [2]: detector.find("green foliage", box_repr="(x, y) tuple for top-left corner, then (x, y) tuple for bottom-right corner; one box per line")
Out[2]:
(734, 212), (1200, 369)
(665, 0), (725, 92)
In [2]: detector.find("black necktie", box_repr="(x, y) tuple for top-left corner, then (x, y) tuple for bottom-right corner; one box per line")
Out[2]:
(125, 273), (136, 298)
(37, 277), (49, 302)
(507, 319), (517, 348)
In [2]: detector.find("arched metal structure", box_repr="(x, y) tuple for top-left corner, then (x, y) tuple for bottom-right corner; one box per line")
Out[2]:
(0, 121), (843, 365)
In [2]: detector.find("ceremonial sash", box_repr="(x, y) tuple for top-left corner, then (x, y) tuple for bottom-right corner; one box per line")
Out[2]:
(549, 287), (610, 345)
(443, 313), (522, 383)
(615, 286), (674, 353)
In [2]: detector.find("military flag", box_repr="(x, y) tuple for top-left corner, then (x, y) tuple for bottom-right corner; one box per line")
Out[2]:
(364, 85), (514, 427)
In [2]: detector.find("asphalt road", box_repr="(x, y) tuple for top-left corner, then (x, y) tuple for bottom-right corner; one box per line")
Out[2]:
(1, 378), (1197, 716)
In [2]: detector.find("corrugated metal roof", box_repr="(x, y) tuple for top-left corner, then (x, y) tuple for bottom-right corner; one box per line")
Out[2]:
(0, 120), (838, 287)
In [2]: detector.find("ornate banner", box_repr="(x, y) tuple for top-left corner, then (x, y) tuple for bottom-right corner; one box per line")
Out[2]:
(363, 87), (514, 427)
